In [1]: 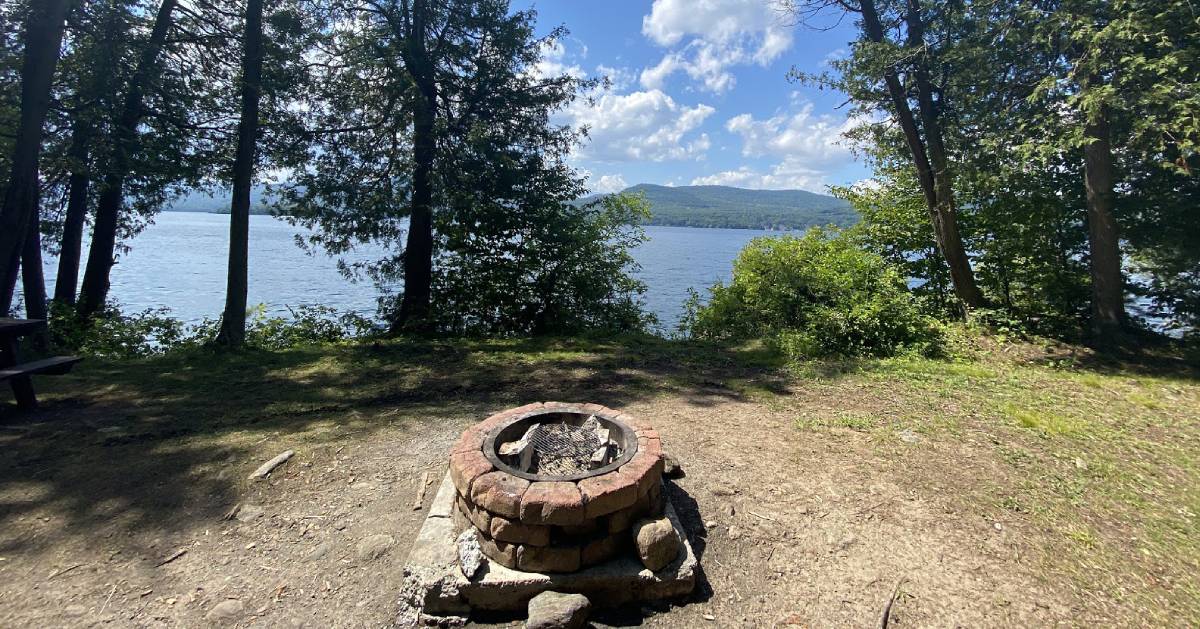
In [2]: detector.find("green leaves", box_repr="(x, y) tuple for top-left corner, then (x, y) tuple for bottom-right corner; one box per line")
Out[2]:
(685, 227), (939, 358)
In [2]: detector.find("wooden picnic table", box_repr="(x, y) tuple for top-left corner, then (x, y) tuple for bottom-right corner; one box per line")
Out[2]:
(0, 318), (81, 410)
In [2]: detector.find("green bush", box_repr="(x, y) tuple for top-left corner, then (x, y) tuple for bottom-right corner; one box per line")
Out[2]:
(50, 302), (377, 358)
(683, 227), (940, 358)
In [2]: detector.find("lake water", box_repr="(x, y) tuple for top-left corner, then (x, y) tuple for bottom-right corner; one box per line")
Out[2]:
(33, 212), (772, 333)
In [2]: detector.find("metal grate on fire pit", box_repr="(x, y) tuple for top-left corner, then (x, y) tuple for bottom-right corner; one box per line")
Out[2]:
(484, 410), (639, 482)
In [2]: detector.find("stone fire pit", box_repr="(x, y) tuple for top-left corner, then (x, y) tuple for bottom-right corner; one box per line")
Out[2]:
(448, 402), (665, 572)
(399, 402), (696, 622)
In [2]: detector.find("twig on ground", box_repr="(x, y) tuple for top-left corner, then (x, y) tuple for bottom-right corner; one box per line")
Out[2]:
(879, 576), (907, 629)
(412, 470), (431, 510)
(155, 549), (187, 567)
(47, 563), (82, 580)
(249, 450), (296, 480)
(99, 585), (117, 615)
(857, 500), (890, 517)
(747, 510), (775, 521)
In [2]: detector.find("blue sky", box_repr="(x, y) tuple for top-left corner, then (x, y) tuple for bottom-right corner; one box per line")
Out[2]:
(513, 0), (871, 194)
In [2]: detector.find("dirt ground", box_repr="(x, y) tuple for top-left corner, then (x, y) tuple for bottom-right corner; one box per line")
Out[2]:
(0, 336), (1196, 627)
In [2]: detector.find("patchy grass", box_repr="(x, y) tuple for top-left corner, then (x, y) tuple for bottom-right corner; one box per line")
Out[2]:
(2, 330), (1198, 626)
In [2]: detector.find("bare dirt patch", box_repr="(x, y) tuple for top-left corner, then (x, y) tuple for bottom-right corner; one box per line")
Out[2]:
(0, 336), (1195, 627)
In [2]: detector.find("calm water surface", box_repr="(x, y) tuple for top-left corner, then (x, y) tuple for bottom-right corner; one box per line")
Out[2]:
(38, 212), (772, 333)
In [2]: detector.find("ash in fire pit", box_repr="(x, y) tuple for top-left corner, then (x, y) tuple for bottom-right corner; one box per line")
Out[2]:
(499, 415), (623, 477)
(485, 411), (637, 482)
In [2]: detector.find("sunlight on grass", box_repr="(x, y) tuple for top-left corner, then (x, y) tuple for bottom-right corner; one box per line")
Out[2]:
(796, 411), (876, 431)
(1003, 403), (1088, 436)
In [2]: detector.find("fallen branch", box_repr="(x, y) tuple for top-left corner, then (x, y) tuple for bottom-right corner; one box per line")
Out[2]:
(879, 576), (907, 629)
(747, 510), (775, 522)
(155, 549), (188, 567)
(411, 471), (430, 510)
(47, 563), (82, 580)
(249, 450), (295, 480)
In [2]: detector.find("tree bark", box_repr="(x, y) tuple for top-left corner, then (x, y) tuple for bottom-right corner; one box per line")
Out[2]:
(54, 4), (124, 307)
(393, 0), (436, 333)
(54, 119), (94, 305)
(858, 0), (985, 310)
(0, 0), (73, 317)
(77, 0), (178, 319)
(215, 0), (266, 348)
(21, 196), (49, 351)
(1082, 102), (1124, 339)
(904, 0), (985, 309)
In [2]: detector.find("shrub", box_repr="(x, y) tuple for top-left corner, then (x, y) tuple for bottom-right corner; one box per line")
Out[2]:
(50, 302), (189, 358)
(50, 302), (377, 358)
(683, 227), (939, 358)
(430, 191), (655, 336)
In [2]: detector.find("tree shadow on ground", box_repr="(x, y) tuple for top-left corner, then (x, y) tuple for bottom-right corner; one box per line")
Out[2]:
(0, 334), (791, 563)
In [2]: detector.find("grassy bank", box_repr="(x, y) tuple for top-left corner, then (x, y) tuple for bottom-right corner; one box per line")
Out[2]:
(1, 332), (1197, 626)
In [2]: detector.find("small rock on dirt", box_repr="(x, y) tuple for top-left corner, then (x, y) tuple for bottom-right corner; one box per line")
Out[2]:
(235, 504), (265, 522)
(662, 453), (684, 479)
(356, 534), (394, 561)
(633, 517), (681, 571)
(206, 599), (244, 624)
(307, 541), (332, 561)
(526, 591), (590, 629)
(898, 429), (920, 444)
(710, 484), (737, 497)
(456, 529), (484, 579)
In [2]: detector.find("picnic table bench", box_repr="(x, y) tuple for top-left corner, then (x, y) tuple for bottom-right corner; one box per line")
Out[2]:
(0, 318), (81, 410)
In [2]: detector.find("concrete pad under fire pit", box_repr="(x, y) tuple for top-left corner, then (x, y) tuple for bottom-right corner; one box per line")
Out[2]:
(397, 473), (696, 622)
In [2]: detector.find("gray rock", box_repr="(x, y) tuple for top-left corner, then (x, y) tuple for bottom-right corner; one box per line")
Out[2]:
(307, 540), (333, 561)
(356, 534), (395, 561)
(456, 529), (484, 579)
(662, 453), (684, 479)
(633, 517), (681, 571)
(235, 504), (265, 522)
(526, 591), (590, 629)
(898, 429), (920, 444)
(206, 599), (244, 624)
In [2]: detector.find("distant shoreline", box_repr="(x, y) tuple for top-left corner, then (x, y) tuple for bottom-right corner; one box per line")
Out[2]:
(161, 208), (822, 232)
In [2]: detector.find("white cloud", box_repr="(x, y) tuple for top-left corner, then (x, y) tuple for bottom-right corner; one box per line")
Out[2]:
(639, 0), (793, 93)
(591, 173), (629, 194)
(535, 40), (585, 80)
(820, 47), (848, 68)
(595, 64), (636, 91)
(565, 89), (715, 162)
(698, 103), (865, 191)
(724, 103), (857, 166)
(690, 157), (830, 192)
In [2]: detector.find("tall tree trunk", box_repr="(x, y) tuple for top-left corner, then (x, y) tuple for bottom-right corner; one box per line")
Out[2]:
(21, 195), (49, 350)
(78, 0), (178, 319)
(0, 0), (72, 317)
(215, 0), (266, 348)
(859, 0), (985, 310)
(394, 0), (436, 333)
(1082, 102), (1124, 339)
(56, 2), (125, 306)
(54, 120), (94, 305)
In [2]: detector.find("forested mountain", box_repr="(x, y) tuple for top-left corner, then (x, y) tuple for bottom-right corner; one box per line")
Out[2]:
(165, 182), (857, 230)
(164, 186), (274, 214)
(585, 184), (857, 230)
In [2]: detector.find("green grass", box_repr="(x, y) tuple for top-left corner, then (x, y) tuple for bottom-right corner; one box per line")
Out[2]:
(15, 330), (1200, 625)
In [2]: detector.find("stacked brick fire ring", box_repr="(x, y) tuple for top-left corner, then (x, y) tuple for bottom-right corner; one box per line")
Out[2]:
(448, 402), (665, 573)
